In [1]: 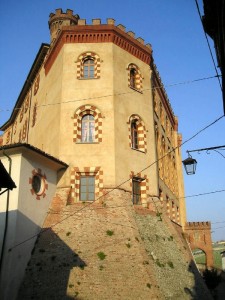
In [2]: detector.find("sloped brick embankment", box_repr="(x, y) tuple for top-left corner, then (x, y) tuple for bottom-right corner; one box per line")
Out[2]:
(18, 189), (212, 300)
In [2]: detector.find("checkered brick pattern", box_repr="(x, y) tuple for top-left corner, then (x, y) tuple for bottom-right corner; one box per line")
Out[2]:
(29, 168), (48, 201)
(176, 207), (180, 224)
(76, 52), (101, 79)
(127, 63), (142, 90)
(166, 199), (170, 216)
(171, 201), (176, 222)
(73, 105), (103, 143)
(127, 115), (147, 152)
(129, 171), (149, 204)
(70, 166), (103, 202)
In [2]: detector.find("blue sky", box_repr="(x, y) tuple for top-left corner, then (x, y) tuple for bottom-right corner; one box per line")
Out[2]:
(0, 0), (224, 241)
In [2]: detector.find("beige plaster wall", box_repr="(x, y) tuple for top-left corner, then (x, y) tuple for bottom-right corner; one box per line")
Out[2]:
(58, 43), (116, 187)
(1, 36), (185, 216)
(112, 44), (158, 193)
(0, 151), (62, 300)
(54, 42), (158, 194)
(27, 51), (64, 157)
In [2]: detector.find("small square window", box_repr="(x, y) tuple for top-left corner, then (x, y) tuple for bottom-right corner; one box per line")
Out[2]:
(132, 178), (142, 204)
(80, 176), (95, 201)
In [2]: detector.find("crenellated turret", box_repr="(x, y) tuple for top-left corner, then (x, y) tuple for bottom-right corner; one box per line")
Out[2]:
(49, 9), (80, 42)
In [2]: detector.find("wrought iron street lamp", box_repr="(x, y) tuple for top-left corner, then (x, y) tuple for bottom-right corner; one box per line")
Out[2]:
(182, 155), (197, 175)
(182, 145), (225, 175)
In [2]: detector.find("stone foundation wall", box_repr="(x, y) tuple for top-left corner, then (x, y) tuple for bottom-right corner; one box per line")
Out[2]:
(18, 188), (212, 300)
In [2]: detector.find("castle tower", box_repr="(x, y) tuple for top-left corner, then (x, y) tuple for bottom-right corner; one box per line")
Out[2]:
(0, 9), (186, 227)
(1, 9), (214, 300)
(48, 9), (80, 42)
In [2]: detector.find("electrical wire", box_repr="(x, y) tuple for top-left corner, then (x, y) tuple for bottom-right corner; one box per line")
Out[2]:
(212, 221), (225, 224)
(212, 225), (225, 231)
(0, 75), (220, 113)
(8, 114), (225, 252)
(194, 0), (223, 92)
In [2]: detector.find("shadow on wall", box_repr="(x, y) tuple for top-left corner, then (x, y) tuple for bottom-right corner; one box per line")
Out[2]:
(185, 260), (213, 300)
(0, 210), (42, 300)
(0, 210), (85, 300)
(17, 226), (86, 300)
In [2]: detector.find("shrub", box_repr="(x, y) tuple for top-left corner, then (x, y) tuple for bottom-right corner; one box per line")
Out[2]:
(106, 230), (114, 236)
(202, 268), (221, 290)
(156, 259), (164, 267)
(167, 261), (174, 268)
(97, 252), (106, 260)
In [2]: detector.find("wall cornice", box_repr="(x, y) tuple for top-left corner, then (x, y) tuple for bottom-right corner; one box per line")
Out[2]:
(44, 25), (152, 75)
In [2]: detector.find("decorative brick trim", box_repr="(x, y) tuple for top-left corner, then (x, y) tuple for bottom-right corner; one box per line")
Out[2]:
(22, 118), (28, 141)
(5, 130), (11, 144)
(44, 26), (152, 75)
(19, 105), (24, 123)
(24, 91), (31, 113)
(127, 63), (143, 91)
(70, 166), (103, 201)
(29, 168), (48, 200)
(130, 171), (149, 204)
(127, 114), (147, 152)
(73, 104), (103, 143)
(33, 74), (40, 95)
(32, 102), (38, 127)
(166, 199), (170, 216)
(76, 51), (101, 79)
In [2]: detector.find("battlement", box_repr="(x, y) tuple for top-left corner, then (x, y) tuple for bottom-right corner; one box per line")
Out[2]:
(49, 9), (80, 42)
(76, 18), (151, 50)
(185, 221), (211, 229)
(48, 9), (152, 51)
(49, 8), (79, 21)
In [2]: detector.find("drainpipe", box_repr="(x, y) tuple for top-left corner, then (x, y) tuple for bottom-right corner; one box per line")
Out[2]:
(0, 150), (12, 276)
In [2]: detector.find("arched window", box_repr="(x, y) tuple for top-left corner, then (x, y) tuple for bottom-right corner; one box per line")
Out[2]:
(127, 63), (142, 91)
(76, 52), (101, 79)
(130, 68), (137, 88)
(128, 114), (147, 152)
(81, 114), (95, 142)
(83, 58), (95, 78)
(131, 120), (138, 149)
(73, 105), (103, 143)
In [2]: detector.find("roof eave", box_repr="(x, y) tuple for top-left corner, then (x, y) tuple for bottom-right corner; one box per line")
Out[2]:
(0, 43), (50, 131)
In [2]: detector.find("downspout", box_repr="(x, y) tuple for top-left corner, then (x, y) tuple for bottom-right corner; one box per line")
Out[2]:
(0, 150), (12, 275)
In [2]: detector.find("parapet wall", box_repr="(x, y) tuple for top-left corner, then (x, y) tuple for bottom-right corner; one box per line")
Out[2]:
(185, 221), (211, 230)
(48, 9), (152, 51)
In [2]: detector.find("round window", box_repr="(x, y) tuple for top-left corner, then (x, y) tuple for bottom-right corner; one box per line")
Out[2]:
(32, 175), (44, 195)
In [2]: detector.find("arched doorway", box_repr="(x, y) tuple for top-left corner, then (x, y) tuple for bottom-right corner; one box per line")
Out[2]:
(192, 248), (206, 271)
(184, 222), (214, 268)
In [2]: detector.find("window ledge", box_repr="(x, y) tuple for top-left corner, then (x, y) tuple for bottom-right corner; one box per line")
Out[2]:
(78, 77), (99, 80)
(131, 147), (146, 153)
(76, 142), (99, 144)
(129, 86), (143, 94)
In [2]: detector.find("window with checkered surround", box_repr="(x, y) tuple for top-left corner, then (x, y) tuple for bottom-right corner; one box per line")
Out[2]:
(127, 63), (142, 91)
(128, 115), (147, 152)
(76, 52), (101, 79)
(73, 105), (103, 143)
(130, 171), (149, 205)
(70, 167), (103, 202)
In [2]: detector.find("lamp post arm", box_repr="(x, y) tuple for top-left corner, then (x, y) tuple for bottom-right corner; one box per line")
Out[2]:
(187, 145), (225, 154)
